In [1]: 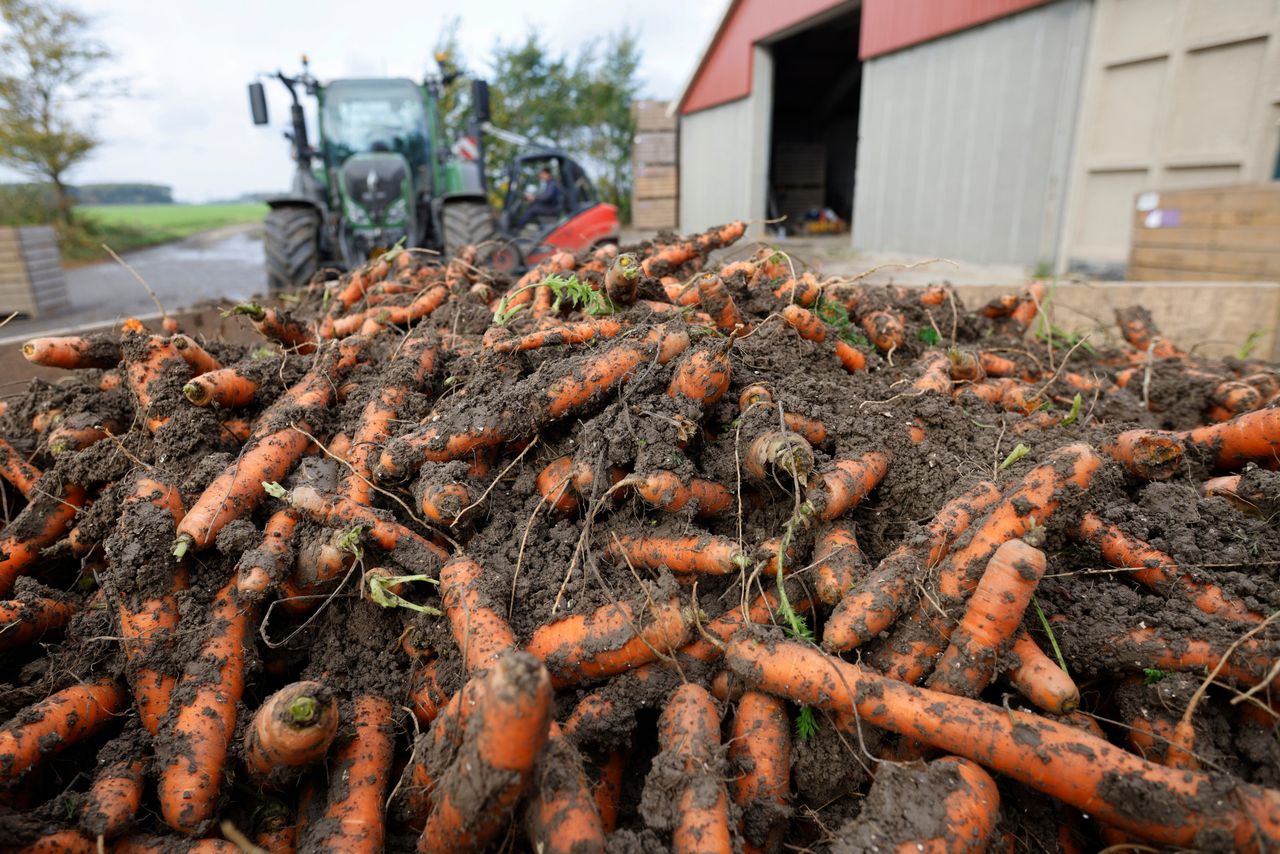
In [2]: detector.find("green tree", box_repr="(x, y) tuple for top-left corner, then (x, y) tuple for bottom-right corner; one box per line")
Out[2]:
(0, 0), (116, 224)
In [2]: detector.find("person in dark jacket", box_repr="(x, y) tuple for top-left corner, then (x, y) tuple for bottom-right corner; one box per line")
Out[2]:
(517, 167), (564, 228)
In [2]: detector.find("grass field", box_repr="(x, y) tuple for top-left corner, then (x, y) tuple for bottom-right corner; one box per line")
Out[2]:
(63, 203), (268, 263)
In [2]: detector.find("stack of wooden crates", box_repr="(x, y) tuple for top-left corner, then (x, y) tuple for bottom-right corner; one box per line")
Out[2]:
(1128, 184), (1280, 281)
(0, 226), (68, 318)
(631, 100), (678, 232)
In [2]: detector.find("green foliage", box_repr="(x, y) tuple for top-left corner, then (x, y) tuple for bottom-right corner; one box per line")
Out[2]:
(492, 273), (612, 325)
(1143, 667), (1170, 685)
(1060, 393), (1083, 427)
(438, 25), (641, 221)
(0, 0), (124, 223)
(814, 295), (871, 348)
(366, 572), (442, 615)
(917, 326), (941, 346)
(1032, 597), (1070, 675)
(795, 706), (819, 740)
(997, 443), (1030, 472)
(1237, 329), (1265, 360)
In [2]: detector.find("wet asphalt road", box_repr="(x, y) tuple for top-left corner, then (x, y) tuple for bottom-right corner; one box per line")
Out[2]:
(1, 225), (266, 341)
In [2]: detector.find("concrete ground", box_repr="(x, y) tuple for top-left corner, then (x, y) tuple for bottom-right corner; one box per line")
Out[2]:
(1, 224), (265, 343)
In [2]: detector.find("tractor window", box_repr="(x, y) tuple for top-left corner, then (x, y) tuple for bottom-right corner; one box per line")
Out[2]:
(322, 79), (429, 166)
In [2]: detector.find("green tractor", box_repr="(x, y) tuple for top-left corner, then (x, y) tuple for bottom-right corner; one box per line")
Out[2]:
(248, 58), (620, 290)
(248, 58), (492, 290)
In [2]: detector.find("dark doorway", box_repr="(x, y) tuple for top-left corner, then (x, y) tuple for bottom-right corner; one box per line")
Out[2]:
(768, 9), (862, 235)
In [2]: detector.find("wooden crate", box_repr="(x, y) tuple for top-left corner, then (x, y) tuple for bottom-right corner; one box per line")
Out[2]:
(633, 132), (677, 166)
(632, 197), (678, 231)
(632, 99), (676, 133)
(1129, 185), (1280, 281)
(0, 226), (67, 317)
(634, 165), (677, 200)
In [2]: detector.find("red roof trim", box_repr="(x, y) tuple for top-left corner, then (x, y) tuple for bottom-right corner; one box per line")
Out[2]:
(859, 0), (1053, 59)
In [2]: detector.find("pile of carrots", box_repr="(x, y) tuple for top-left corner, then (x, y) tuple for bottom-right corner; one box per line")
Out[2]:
(1, 221), (1278, 853)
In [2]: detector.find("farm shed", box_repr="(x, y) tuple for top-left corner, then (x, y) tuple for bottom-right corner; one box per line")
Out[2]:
(675, 0), (1280, 275)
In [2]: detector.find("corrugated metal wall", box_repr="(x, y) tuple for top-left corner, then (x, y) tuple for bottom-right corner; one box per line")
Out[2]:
(852, 0), (1092, 267)
(679, 47), (774, 235)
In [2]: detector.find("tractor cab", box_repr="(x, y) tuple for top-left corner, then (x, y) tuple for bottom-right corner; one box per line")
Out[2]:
(492, 150), (620, 273)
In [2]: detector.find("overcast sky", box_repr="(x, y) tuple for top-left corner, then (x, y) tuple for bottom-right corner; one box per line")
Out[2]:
(2, 0), (724, 201)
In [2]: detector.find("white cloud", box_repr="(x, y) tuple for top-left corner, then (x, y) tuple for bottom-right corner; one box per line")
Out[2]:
(2, 0), (725, 201)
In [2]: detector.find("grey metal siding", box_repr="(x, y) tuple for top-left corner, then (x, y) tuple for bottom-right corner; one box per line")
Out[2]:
(852, 0), (1092, 267)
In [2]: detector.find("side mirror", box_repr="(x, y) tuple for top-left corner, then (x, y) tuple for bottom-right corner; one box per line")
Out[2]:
(472, 79), (491, 124)
(248, 82), (269, 126)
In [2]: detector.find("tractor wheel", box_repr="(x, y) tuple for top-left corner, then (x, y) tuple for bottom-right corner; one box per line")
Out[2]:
(442, 200), (498, 260)
(264, 206), (320, 292)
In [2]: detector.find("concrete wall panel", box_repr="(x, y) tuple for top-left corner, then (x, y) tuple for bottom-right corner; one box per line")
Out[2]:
(852, 0), (1092, 267)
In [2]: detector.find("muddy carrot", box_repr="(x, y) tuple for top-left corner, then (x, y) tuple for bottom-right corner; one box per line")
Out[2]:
(1098, 626), (1277, 691)
(523, 723), (606, 854)
(680, 585), (812, 664)
(781, 304), (825, 342)
(604, 253), (640, 304)
(914, 351), (953, 393)
(526, 595), (691, 687)
(255, 807), (298, 854)
(231, 303), (318, 354)
(1004, 630), (1079, 714)
(1102, 429), (1184, 480)
(1071, 512), (1260, 623)
(626, 470), (732, 517)
(730, 691), (790, 854)
(277, 484), (448, 562)
(409, 660), (449, 726)
(439, 554), (517, 673)
(542, 325), (690, 419)
(606, 531), (750, 576)
(156, 577), (253, 833)
(419, 652), (552, 853)
(774, 271), (820, 306)
(236, 507), (300, 600)
(668, 346), (731, 405)
(862, 309), (905, 352)
(1183, 407), (1280, 469)
(811, 522), (867, 606)
(1115, 305), (1181, 359)
(535, 456), (578, 515)
(182, 367), (258, 408)
(491, 317), (627, 353)
(591, 752), (625, 834)
(824, 479), (1001, 652)
(725, 634), (1280, 850)
(978, 351), (1020, 377)
(80, 756), (146, 840)
(168, 334), (221, 375)
(0, 678), (127, 785)
(744, 430), (815, 483)
(306, 695), (394, 853)
(696, 272), (747, 334)
(807, 451), (890, 521)
(0, 594), (75, 650)
(31, 407), (60, 433)
(657, 683), (732, 854)
(0, 435), (41, 497)
(22, 335), (122, 369)
(835, 340), (867, 372)
(46, 413), (120, 455)
(244, 681), (339, 786)
(927, 538), (1047, 697)
(10, 830), (98, 854)
(420, 480), (474, 525)
(0, 478), (87, 597)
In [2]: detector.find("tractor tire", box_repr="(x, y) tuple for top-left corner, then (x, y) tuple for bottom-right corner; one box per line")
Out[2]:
(441, 200), (497, 260)
(264, 206), (320, 292)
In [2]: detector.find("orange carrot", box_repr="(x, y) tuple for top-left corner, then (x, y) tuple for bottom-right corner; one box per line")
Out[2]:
(46, 413), (120, 455)
(420, 480), (476, 524)
(22, 335), (121, 369)
(1071, 512), (1260, 623)
(825, 479), (1001, 652)
(169, 334), (221, 375)
(541, 325), (690, 419)
(834, 340), (867, 372)
(1098, 626), (1277, 691)
(696, 272), (747, 334)
(182, 367), (258, 408)
(80, 756), (146, 840)
(439, 554), (517, 674)
(604, 253), (640, 305)
(31, 407), (60, 433)
(978, 351), (1020, 377)
(281, 484), (448, 562)
(0, 435), (40, 498)
(725, 634), (1280, 850)
(255, 807), (298, 854)
(773, 271), (820, 306)
(807, 451), (890, 521)
(156, 577), (253, 833)
(781, 304), (825, 342)
(0, 594), (75, 650)
(1102, 429), (1184, 480)
(1115, 305), (1181, 359)
(244, 681), (340, 785)
(535, 455), (578, 515)
(523, 723), (606, 854)
(862, 309), (905, 352)
(927, 538), (1047, 697)
(10, 830), (97, 854)
(1003, 629), (1079, 714)
(657, 683), (732, 854)
(0, 678), (127, 785)
(305, 695), (394, 853)
(668, 346), (731, 405)
(1183, 407), (1280, 469)
(744, 430), (815, 483)
(235, 507), (300, 601)
(605, 531), (750, 576)
(627, 469), (732, 517)
(408, 659), (449, 726)
(231, 303), (318, 354)
(419, 652), (552, 853)
(591, 752), (625, 834)
(914, 351), (952, 393)
(491, 317), (627, 353)
(525, 595), (691, 687)
(0, 478), (86, 597)
(729, 691), (790, 854)
(811, 521), (867, 606)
